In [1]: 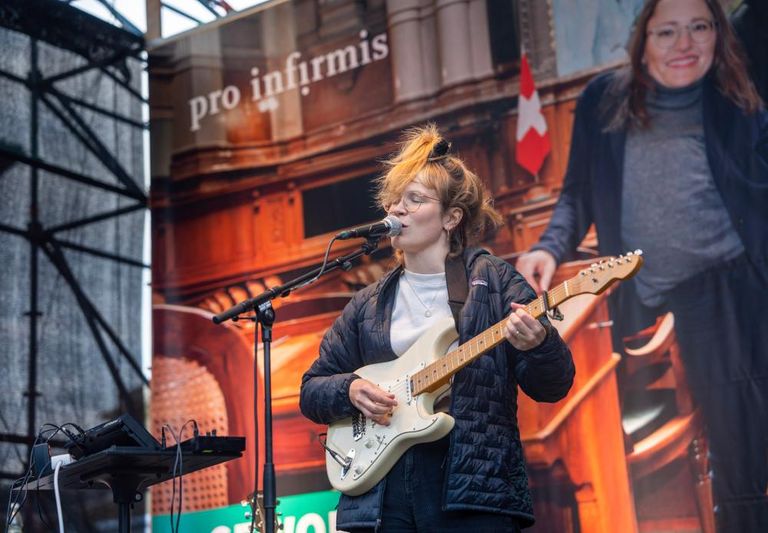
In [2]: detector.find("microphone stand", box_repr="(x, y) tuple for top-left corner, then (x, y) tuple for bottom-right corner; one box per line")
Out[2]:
(213, 236), (383, 533)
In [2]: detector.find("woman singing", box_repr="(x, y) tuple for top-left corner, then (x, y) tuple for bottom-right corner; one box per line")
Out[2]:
(301, 124), (574, 532)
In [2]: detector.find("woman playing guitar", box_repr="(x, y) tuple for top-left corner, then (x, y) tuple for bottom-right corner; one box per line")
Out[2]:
(300, 124), (575, 532)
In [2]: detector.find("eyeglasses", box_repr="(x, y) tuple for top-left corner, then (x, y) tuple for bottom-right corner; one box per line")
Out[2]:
(647, 20), (716, 50)
(386, 191), (440, 213)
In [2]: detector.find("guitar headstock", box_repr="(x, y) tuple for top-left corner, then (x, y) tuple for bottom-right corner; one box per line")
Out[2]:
(241, 491), (282, 532)
(572, 250), (644, 295)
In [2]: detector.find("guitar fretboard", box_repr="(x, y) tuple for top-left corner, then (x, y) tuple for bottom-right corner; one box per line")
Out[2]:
(407, 249), (649, 396)
(410, 280), (574, 395)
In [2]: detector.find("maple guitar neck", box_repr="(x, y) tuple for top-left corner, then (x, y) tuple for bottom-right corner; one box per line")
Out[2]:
(410, 251), (644, 395)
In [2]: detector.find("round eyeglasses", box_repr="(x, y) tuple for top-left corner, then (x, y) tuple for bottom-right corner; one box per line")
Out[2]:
(387, 191), (440, 213)
(647, 20), (716, 50)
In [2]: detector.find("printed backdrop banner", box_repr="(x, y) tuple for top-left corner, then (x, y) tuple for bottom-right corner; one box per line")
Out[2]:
(148, 1), (716, 532)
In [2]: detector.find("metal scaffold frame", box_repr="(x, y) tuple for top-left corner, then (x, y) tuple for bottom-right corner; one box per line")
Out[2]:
(0, 0), (148, 482)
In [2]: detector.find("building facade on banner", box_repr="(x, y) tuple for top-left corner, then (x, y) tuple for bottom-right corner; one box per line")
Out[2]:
(148, 1), (711, 532)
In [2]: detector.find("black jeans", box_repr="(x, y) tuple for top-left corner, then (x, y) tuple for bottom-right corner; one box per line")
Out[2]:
(667, 254), (768, 532)
(349, 437), (521, 533)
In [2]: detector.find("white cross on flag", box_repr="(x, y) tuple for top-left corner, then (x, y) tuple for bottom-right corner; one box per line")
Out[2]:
(515, 52), (551, 176)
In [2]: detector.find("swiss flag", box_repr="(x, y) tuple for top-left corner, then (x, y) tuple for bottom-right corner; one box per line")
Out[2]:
(515, 53), (551, 177)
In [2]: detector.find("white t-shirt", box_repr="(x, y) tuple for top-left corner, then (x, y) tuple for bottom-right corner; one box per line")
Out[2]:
(390, 269), (453, 356)
(390, 269), (458, 412)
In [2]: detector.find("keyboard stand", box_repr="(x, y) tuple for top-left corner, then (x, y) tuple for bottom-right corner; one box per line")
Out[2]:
(22, 443), (244, 533)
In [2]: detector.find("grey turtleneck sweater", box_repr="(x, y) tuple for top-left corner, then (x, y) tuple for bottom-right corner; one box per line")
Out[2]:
(621, 79), (744, 307)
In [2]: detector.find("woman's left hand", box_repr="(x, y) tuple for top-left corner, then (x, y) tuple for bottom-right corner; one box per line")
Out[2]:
(504, 302), (547, 351)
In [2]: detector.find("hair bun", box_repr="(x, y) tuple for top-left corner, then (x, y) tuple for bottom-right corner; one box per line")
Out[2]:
(428, 139), (451, 161)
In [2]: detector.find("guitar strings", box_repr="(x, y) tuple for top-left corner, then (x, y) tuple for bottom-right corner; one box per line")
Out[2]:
(400, 288), (569, 395)
(392, 271), (620, 398)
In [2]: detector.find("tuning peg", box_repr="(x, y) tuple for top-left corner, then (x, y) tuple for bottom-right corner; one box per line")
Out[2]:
(634, 249), (643, 255)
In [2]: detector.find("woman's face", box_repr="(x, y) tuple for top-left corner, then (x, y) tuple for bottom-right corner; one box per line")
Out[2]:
(643, 0), (716, 88)
(386, 179), (451, 257)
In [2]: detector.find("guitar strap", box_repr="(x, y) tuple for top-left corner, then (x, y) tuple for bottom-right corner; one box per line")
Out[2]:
(445, 253), (468, 328)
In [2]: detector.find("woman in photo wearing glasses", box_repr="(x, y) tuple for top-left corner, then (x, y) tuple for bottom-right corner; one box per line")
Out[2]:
(517, 0), (767, 530)
(300, 124), (574, 532)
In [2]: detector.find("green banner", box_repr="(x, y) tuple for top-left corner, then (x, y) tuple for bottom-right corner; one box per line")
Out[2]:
(152, 490), (340, 533)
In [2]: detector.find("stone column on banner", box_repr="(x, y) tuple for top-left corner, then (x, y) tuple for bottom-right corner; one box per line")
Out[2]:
(386, 0), (440, 103)
(435, 0), (472, 87)
(146, 0), (161, 40)
(178, 30), (226, 148)
(417, 0), (441, 99)
(467, 0), (493, 79)
(262, 2), (303, 141)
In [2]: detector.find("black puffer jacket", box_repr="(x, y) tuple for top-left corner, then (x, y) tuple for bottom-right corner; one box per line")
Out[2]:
(300, 247), (575, 530)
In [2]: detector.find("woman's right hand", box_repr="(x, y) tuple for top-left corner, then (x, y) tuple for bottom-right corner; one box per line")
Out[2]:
(516, 249), (557, 294)
(349, 378), (398, 426)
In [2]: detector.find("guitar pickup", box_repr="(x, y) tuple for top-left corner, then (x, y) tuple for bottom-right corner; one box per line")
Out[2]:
(352, 413), (366, 441)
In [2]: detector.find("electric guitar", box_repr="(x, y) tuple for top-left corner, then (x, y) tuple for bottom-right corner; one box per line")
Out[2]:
(324, 251), (644, 496)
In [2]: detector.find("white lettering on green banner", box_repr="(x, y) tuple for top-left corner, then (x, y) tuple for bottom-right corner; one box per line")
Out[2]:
(152, 490), (340, 533)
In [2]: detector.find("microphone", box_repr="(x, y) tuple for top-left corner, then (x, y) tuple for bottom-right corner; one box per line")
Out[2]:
(336, 216), (402, 240)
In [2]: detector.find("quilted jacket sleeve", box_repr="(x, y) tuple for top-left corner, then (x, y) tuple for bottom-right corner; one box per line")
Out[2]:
(495, 259), (575, 402)
(299, 292), (367, 425)
(531, 76), (606, 264)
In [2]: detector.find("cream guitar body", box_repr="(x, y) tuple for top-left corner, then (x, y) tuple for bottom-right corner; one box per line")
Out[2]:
(325, 316), (458, 496)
